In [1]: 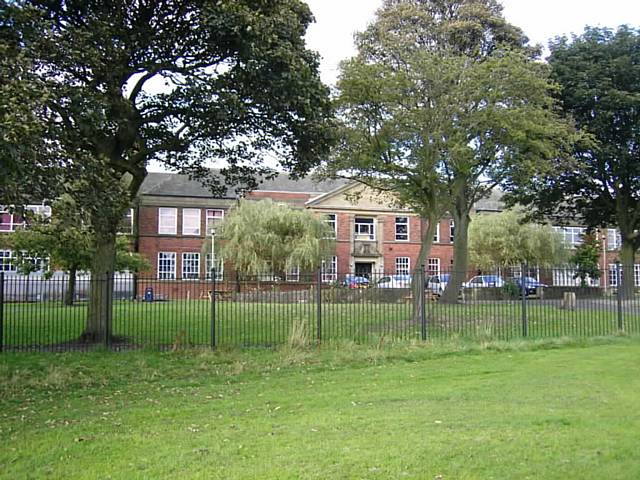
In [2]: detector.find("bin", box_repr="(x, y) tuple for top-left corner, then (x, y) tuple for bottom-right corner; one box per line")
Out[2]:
(144, 287), (154, 302)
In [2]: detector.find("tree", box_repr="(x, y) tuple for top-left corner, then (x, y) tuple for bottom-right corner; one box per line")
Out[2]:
(217, 200), (334, 277)
(329, 0), (573, 303)
(469, 209), (566, 270)
(0, 197), (150, 306)
(505, 26), (640, 299)
(569, 231), (601, 287)
(2, 0), (334, 340)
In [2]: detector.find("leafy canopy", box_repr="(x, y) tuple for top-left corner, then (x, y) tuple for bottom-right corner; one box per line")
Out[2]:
(218, 200), (334, 276)
(469, 208), (566, 269)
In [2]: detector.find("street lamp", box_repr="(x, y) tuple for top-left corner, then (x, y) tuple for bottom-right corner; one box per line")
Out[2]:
(210, 228), (216, 279)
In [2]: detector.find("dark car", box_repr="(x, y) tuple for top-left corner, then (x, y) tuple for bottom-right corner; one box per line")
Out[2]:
(342, 275), (370, 289)
(514, 276), (547, 295)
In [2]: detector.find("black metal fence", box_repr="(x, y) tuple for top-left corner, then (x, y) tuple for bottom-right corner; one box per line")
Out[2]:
(1, 265), (639, 352)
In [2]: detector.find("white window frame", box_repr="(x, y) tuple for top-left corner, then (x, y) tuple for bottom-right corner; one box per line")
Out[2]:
(433, 222), (440, 243)
(158, 208), (177, 235)
(286, 265), (300, 282)
(395, 257), (410, 276)
(427, 258), (440, 276)
(205, 254), (224, 281)
(181, 252), (200, 279)
(553, 226), (586, 248)
(0, 204), (51, 232)
(182, 208), (201, 236)
(118, 208), (134, 235)
(607, 229), (622, 250)
(354, 217), (375, 241)
(325, 214), (337, 238)
(395, 217), (409, 242)
(206, 209), (225, 234)
(157, 252), (176, 280)
(449, 219), (455, 243)
(609, 263), (640, 287)
(321, 256), (337, 283)
(0, 250), (16, 272)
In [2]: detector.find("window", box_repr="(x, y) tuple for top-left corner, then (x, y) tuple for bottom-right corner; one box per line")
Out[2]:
(118, 208), (134, 235)
(553, 226), (586, 248)
(182, 209), (201, 236)
(427, 258), (440, 276)
(607, 229), (622, 250)
(158, 208), (177, 235)
(395, 217), (409, 241)
(286, 265), (300, 282)
(0, 250), (16, 272)
(157, 252), (176, 279)
(449, 220), (455, 243)
(206, 209), (224, 234)
(354, 217), (375, 241)
(321, 256), (337, 283)
(325, 214), (337, 238)
(608, 264), (640, 287)
(182, 253), (200, 279)
(205, 254), (224, 281)
(0, 204), (51, 232)
(433, 222), (440, 243)
(395, 257), (410, 275)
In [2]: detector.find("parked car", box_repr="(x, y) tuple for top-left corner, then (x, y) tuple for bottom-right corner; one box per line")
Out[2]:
(426, 273), (450, 296)
(464, 275), (505, 289)
(342, 275), (370, 289)
(513, 276), (547, 295)
(377, 275), (412, 289)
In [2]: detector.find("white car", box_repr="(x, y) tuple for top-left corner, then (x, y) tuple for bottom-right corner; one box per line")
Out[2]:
(463, 275), (505, 288)
(426, 274), (450, 295)
(377, 275), (412, 289)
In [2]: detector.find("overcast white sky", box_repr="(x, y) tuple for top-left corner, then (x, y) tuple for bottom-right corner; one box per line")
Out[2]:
(305, 0), (640, 85)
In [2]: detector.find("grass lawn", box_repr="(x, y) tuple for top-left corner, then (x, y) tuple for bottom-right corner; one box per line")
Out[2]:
(1, 336), (640, 479)
(4, 297), (640, 348)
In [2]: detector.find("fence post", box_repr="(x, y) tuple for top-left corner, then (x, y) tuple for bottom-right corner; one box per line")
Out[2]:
(420, 265), (427, 341)
(210, 268), (216, 349)
(316, 267), (322, 343)
(521, 262), (528, 338)
(104, 272), (112, 349)
(0, 272), (4, 353)
(616, 261), (623, 331)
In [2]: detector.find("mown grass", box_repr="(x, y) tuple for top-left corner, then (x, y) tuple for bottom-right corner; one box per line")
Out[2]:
(4, 297), (640, 349)
(1, 336), (640, 479)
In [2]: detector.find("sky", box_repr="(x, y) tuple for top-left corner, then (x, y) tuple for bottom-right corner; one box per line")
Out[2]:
(305, 0), (640, 86)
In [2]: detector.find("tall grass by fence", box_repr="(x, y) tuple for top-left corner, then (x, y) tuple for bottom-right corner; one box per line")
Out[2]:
(1, 266), (639, 352)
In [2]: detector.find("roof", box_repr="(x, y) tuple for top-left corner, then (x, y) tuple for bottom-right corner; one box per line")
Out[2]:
(474, 189), (504, 212)
(139, 171), (347, 199)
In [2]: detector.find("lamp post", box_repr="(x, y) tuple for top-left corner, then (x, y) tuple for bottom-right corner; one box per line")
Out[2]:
(210, 228), (216, 278)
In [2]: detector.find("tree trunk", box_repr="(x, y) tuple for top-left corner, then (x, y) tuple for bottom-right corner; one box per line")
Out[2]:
(64, 267), (77, 306)
(619, 240), (636, 300)
(412, 216), (438, 322)
(441, 209), (471, 304)
(82, 233), (116, 342)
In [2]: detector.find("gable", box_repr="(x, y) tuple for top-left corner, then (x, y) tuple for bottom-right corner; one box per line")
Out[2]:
(306, 182), (411, 214)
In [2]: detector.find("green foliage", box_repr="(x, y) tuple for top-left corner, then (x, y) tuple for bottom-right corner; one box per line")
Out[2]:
(218, 200), (334, 276)
(505, 26), (640, 273)
(1, 0), (334, 260)
(329, 0), (574, 300)
(1, 197), (150, 276)
(570, 231), (602, 287)
(469, 209), (567, 269)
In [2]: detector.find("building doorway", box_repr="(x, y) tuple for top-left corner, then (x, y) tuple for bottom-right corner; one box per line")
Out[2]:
(355, 262), (374, 279)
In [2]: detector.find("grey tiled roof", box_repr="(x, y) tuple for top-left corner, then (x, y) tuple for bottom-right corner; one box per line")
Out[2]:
(139, 171), (347, 198)
(474, 189), (504, 212)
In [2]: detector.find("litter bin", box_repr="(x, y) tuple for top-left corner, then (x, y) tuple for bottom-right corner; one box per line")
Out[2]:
(144, 287), (154, 302)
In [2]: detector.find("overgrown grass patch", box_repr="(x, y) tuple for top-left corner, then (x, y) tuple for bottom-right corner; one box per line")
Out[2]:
(1, 336), (639, 479)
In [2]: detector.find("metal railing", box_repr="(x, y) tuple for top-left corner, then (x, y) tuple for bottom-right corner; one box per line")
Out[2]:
(1, 265), (639, 352)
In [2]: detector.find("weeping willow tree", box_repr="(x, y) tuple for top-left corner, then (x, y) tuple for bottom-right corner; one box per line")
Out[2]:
(216, 200), (334, 277)
(469, 208), (567, 270)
